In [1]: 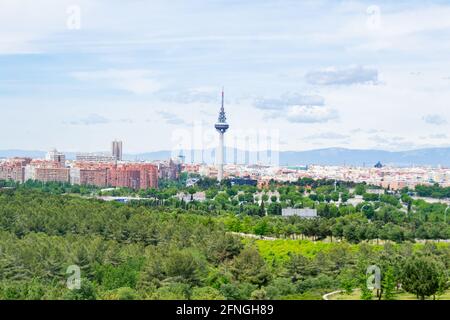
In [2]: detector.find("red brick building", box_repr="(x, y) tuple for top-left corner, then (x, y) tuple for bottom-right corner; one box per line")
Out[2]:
(0, 158), (32, 183)
(110, 164), (158, 190)
(70, 164), (109, 187)
(70, 162), (158, 190)
(1, 158), (159, 190)
(25, 160), (70, 183)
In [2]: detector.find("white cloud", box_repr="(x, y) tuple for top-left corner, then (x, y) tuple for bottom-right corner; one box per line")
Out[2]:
(0, 0), (95, 54)
(71, 69), (162, 94)
(423, 114), (447, 126)
(159, 86), (219, 104)
(423, 134), (448, 140)
(293, 3), (450, 56)
(305, 66), (379, 86)
(157, 111), (188, 126)
(2, 1), (450, 153)
(286, 106), (339, 123)
(254, 93), (325, 110)
(305, 132), (349, 140)
(67, 113), (110, 125)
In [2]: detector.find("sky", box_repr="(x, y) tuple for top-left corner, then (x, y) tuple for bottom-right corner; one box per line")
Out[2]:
(1, 0), (450, 154)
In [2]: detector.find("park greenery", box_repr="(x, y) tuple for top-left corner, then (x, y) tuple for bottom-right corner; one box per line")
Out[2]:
(3, 175), (449, 243)
(0, 176), (449, 300)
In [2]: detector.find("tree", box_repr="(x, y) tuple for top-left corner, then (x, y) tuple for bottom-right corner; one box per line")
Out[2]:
(267, 203), (282, 216)
(341, 193), (349, 203)
(63, 279), (97, 300)
(140, 248), (207, 287)
(151, 283), (190, 300)
(251, 288), (268, 300)
(339, 269), (357, 295)
(355, 184), (367, 196)
(95, 259), (140, 290)
(2, 185), (450, 301)
(204, 233), (243, 264)
(230, 247), (271, 287)
(254, 220), (270, 236)
(360, 274), (373, 300)
(219, 283), (257, 300)
(382, 267), (396, 300)
(215, 192), (230, 208)
(258, 202), (266, 217)
(226, 188), (238, 198)
(116, 287), (138, 300)
(400, 255), (446, 300)
(191, 287), (225, 300)
(206, 189), (219, 200)
(284, 253), (318, 282)
(264, 278), (296, 299)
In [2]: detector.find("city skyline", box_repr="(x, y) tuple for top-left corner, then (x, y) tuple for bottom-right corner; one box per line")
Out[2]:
(2, 1), (450, 305)
(1, 0), (450, 153)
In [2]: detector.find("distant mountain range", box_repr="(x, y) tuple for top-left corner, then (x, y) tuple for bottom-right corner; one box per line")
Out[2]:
(278, 148), (450, 167)
(1, 147), (450, 167)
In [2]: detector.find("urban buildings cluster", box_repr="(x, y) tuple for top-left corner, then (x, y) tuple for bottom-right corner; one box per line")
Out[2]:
(297, 165), (450, 190)
(2, 150), (449, 192)
(0, 141), (182, 190)
(1, 93), (449, 192)
(182, 163), (450, 190)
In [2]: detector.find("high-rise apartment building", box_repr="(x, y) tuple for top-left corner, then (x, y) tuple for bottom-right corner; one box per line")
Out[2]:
(112, 140), (123, 161)
(46, 149), (66, 167)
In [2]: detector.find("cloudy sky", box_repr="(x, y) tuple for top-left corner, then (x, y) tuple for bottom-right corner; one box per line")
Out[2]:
(1, 0), (450, 153)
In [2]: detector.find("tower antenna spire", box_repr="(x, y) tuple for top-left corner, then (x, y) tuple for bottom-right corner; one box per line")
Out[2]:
(222, 87), (224, 111)
(218, 87), (227, 123)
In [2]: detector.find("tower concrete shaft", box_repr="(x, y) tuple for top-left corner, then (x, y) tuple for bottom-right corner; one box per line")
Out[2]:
(218, 132), (224, 181)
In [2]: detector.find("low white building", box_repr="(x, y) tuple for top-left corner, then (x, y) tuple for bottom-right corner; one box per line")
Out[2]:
(175, 191), (206, 202)
(348, 195), (364, 207)
(282, 208), (318, 218)
(76, 153), (116, 162)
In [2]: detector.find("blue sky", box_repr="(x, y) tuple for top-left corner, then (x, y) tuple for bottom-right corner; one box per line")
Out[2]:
(1, 0), (450, 153)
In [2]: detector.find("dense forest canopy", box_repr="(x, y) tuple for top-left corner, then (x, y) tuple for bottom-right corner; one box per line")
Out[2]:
(4, 177), (449, 243)
(0, 185), (449, 300)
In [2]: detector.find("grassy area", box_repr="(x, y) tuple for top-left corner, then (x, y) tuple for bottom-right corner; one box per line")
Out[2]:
(330, 289), (450, 300)
(252, 239), (378, 264)
(251, 238), (450, 265)
(256, 240), (343, 262)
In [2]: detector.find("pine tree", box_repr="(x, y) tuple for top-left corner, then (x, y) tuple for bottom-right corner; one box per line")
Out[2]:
(382, 267), (396, 300)
(259, 201), (266, 217)
(360, 274), (373, 300)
